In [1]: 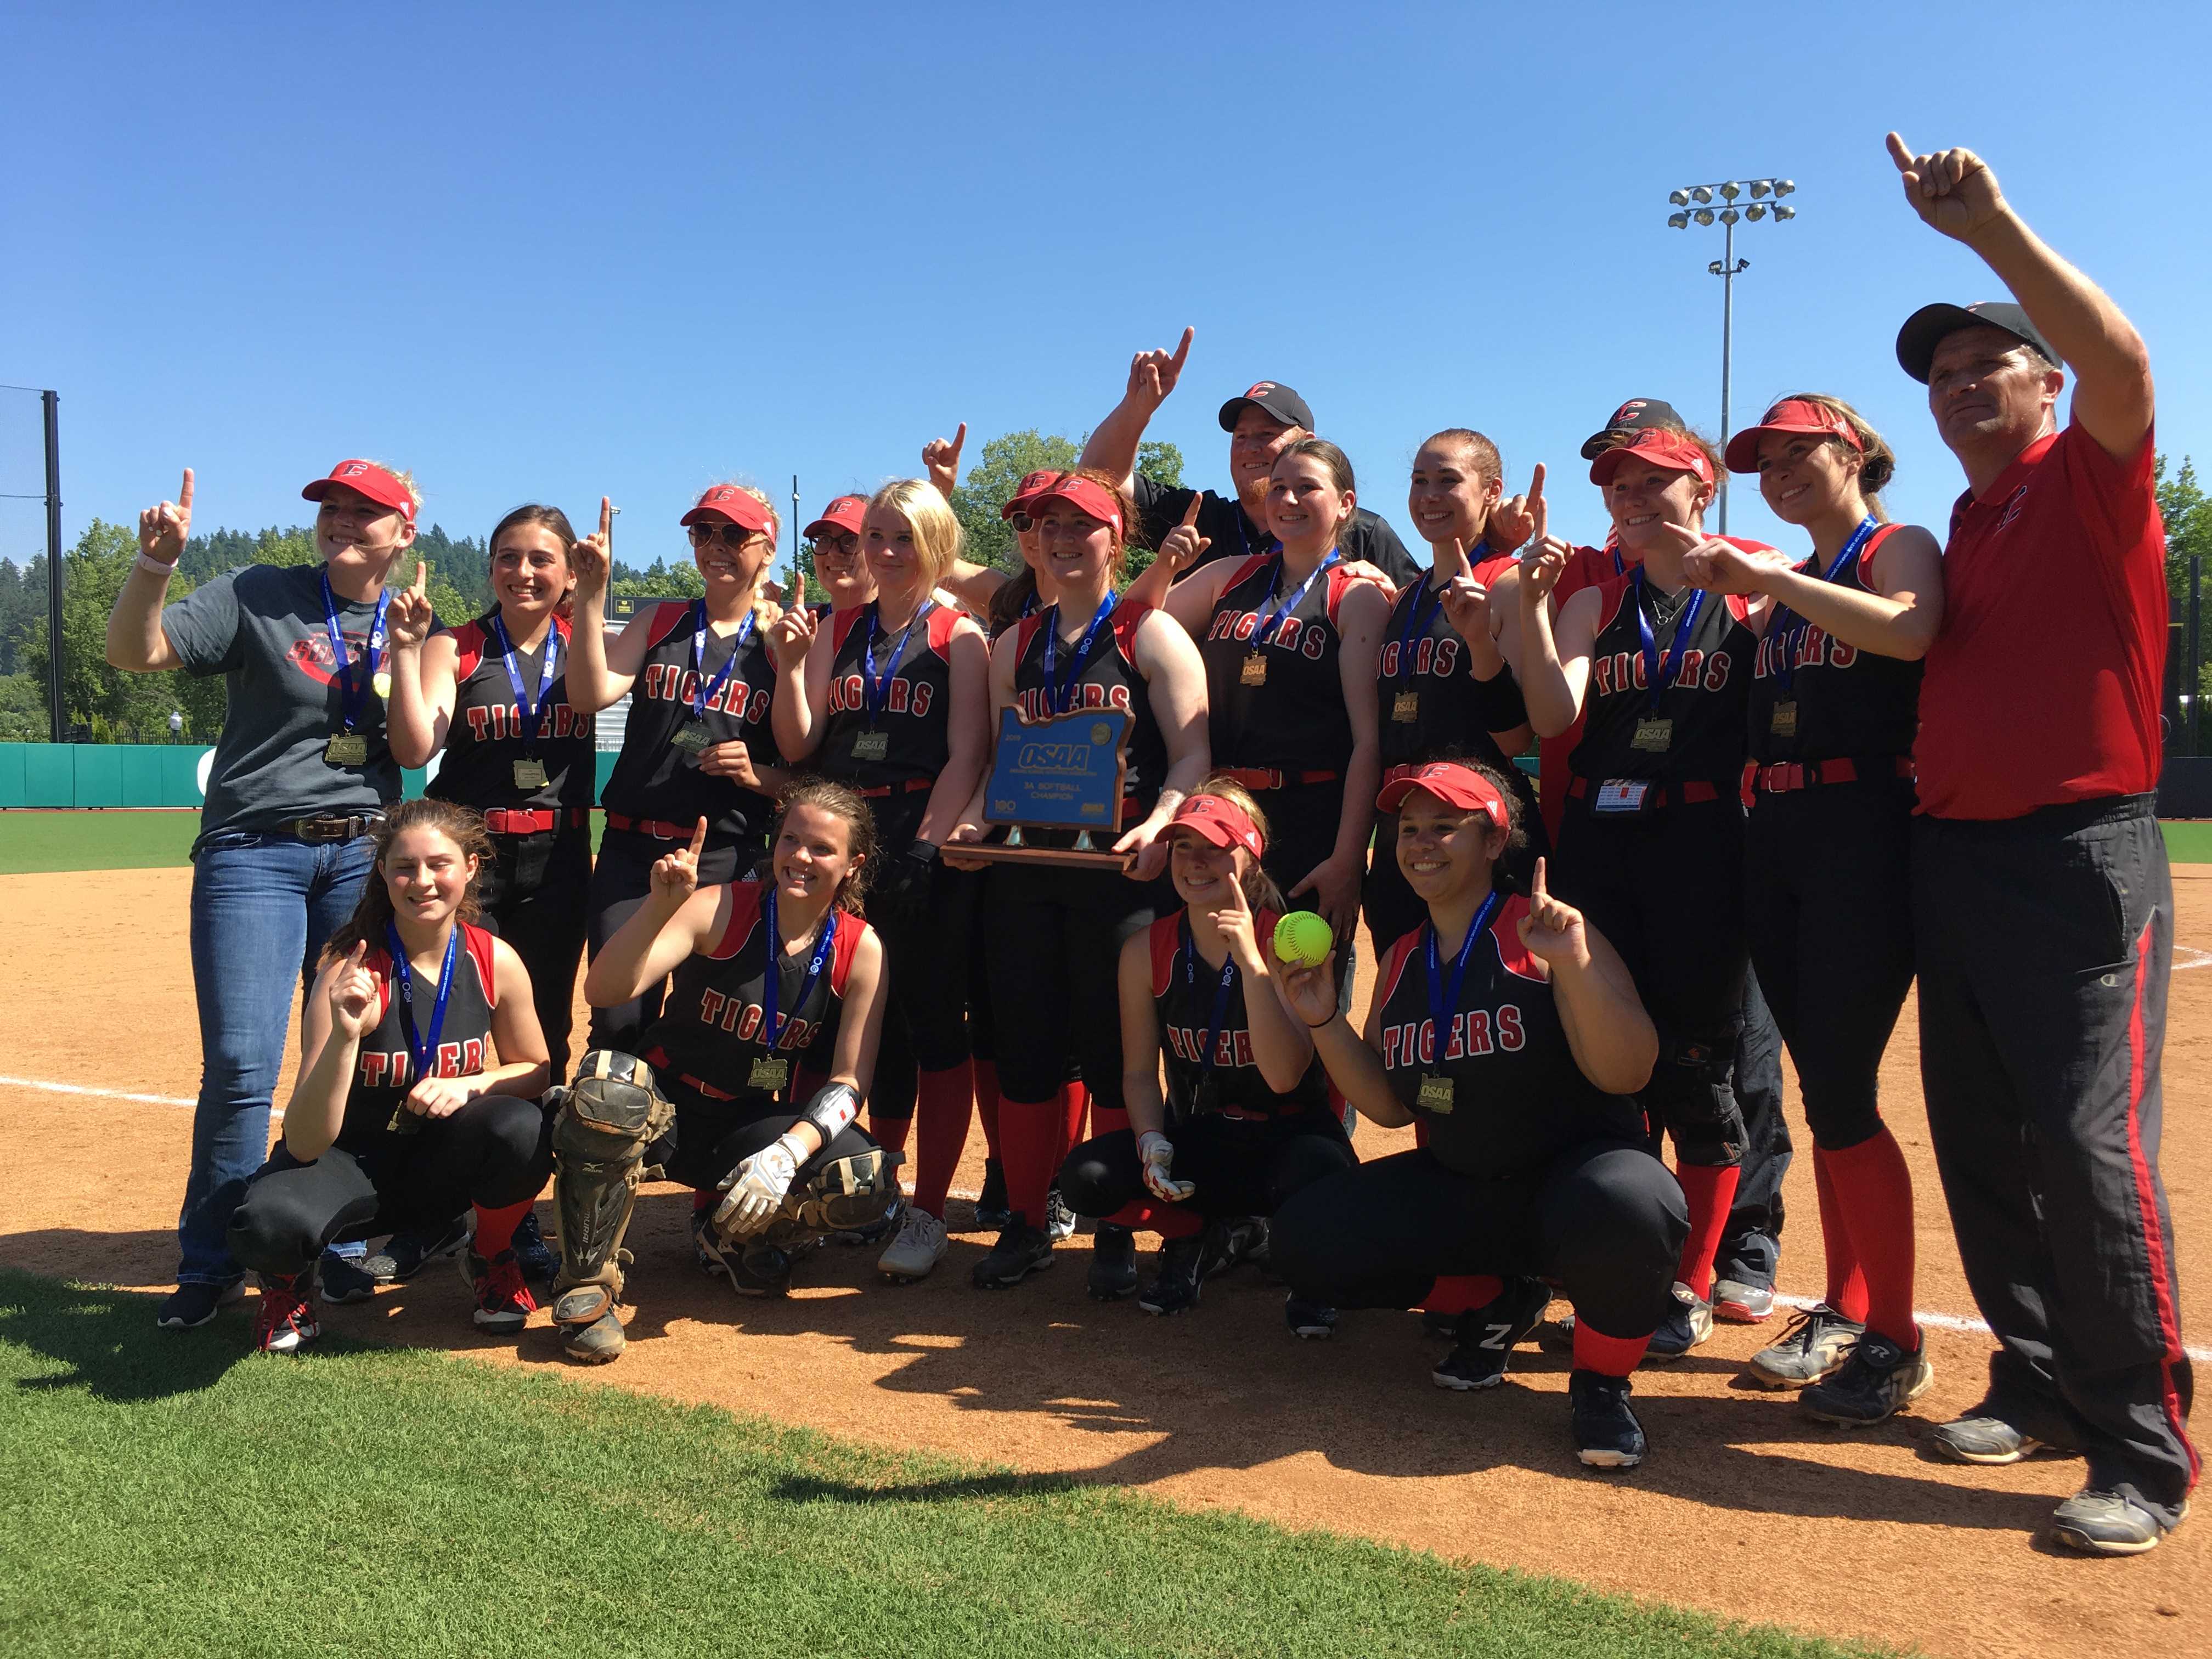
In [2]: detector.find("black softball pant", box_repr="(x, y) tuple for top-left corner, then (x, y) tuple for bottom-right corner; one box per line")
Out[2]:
(1719, 966), (1791, 1286)
(865, 857), (978, 1121)
(1269, 1139), (1688, 1339)
(1251, 778), (1346, 912)
(653, 1076), (879, 1194)
(1913, 795), (2194, 1523)
(476, 824), (591, 1079)
(1553, 797), (1748, 1167)
(586, 826), (757, 1057)
(981, 862), (1158, 1111)
(1059, 1115), (1353, 1226)
(227, 1093), (555, 1279)
(1746, 778), (1915, 1152)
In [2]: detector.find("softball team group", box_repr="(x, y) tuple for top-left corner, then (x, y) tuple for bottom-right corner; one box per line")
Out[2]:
(109, 137), (2193, 1556)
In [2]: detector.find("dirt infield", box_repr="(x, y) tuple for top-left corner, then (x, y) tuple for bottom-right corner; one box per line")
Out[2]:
(2, 865), (2205, 1658)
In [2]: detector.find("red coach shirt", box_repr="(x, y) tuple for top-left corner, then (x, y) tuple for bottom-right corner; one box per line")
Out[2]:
(1915, 421), (2166, 820)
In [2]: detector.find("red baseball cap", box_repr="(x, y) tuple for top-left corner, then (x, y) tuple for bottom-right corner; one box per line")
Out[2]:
(1167, 793), (1265, 860)
(1375, 761), (1508, 827)
(998, 470), (1066, 521)
(1013, 475), (1124, 538)
(1723, 398), (1864, 475)
(680, 484), (777, 533)
(1589, 428), (1715, 488)
(804, 495), (868, 540)
(302, 460), (416, 522)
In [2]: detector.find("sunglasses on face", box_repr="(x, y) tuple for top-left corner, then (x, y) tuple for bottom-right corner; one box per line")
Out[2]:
(688, 522), (762, 550)
(1007, 512), (1035, 533)
(810, 531), (860, 557)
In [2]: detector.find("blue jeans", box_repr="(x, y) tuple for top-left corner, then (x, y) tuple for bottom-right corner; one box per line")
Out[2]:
(178, 831), (376, 1286)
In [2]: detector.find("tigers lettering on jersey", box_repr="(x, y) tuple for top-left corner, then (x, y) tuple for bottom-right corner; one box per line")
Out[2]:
(1378, 633), (1461, 680)
(1753, 629), (1858, 679)
(1203, 607), (1332, 660)
(1376, 1005), (1527, 1069)
(1588, 645), (1737, 697)
(1746, 523), (1920, 766)
(1163, 1024), (1258, 1070)
(1570, 576), (1757, 785)
(461, 703), (594, 744)
(1013, 678), (1132, 724)
(637, 661), (775, 725)
(826, 670), (936, 719)
(357, 1038), (487, 1090)
(599, 602), (780, 839)
(691, 985), (820, 1054)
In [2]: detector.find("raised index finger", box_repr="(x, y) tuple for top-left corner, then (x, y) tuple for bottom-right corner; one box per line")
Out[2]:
(178, 467), (195, 512)
(1884, 131), (1914, 174)
(1449, 535), (1472, 580)
(687, 816), (708, 858)
(1169, 325), (1194, 371)
(1180, 494), (1203, 529)
(599, 495), (614, 538)
(1530, 855), (1548, 901)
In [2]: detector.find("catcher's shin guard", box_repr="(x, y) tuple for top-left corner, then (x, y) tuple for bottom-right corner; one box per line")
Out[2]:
(741, 1147), (901, 1250)
(548, 1051), (674, 1329)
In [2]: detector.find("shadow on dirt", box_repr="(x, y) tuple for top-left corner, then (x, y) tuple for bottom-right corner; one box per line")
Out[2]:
(1, 1193), (2056, 1538)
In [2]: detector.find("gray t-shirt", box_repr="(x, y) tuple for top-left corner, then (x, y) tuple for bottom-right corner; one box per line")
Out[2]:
(162, 563), (402, 844)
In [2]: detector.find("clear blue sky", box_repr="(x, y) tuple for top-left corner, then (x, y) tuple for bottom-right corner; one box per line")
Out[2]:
(3, 1), (2207, 572)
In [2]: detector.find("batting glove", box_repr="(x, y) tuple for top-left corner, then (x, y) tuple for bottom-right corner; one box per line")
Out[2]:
(714, 1133), (805, 1237)
(1138, 1131), (1195, 1203)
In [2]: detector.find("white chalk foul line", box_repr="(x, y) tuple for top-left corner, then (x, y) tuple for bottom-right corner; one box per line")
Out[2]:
(5, 1072), (2207, 1361)
(2176, 945), (2212, 971)
(0, 1074), (284, 1121)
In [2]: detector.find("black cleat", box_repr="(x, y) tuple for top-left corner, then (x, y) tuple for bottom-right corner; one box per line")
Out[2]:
(1284, 1294), (1338, 1340)
(970, 1217), (1055, 1289)
(972, 1158), (1011, 1233)
(1198, 1216), (1266, 1280)
(1087, 1223), (1139, 1301)
(1432, 1277), (1552, 1391)
(1138, 1233), (1206, 1317)
(363, 1214), (472, 1282)
(1570, 1369), (1646, 1469)
(510, 1209), (558, 1284)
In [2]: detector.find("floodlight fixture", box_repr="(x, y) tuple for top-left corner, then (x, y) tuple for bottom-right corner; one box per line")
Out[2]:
(1719, 207), (1740, 224)
(1694, 207), (1715, 225)
(1692, 185), (1713, 204)
(1774, 179), (1795, 196)
(1668, 211), (1690, 229)
(1750, 179), (1772, 199)
(1774, 204), (1796, 221)
(1669, 188), (1690, 206)
(1719, 180), (1742, 200)
(1745, 204), (1767, 221)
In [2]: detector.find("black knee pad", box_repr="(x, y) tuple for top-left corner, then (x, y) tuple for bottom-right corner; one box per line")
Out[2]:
(226, 1193), (312, 1278)
(1652, 1036), (1746, 1165)
(1057, 1143), (1126, 1218)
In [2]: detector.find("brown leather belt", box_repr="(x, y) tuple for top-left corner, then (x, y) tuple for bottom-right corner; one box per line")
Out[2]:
(278, 812), (383, 843)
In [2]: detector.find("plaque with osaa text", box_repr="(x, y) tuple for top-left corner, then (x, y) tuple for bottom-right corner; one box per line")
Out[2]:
(955, 706), (1133, 869)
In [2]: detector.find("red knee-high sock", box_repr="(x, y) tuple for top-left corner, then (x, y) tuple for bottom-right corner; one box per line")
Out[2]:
(999, 1095), (1061, 1229)
(1573, 1316), (1651, 1378)
(1673, 1161), (1740, 1302)
(1424, 1274), (1504, 1317)
(1058, 1081), (1090, 1164)
(1821, 1129), (1917, 1345)
(1105, 1199), (1204, 1239)
(911, 1062), (974, 1220)
(472, 1198), (533, 1258)
(973, 1059), (1003, 1161)
(1811, 1145), (1869, 1322)
(872, 1109), (914, 1163)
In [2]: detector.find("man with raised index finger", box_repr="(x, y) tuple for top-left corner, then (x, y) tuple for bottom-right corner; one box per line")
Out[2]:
(1888, 132), (2193, 1556)
(1079, 328), (1423, 588)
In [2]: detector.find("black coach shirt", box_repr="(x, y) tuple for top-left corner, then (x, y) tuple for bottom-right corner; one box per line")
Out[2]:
(1132, 474), (1421, 589)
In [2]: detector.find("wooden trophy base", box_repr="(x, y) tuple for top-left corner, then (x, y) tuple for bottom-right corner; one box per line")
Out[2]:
(954, 839), (1132, 872)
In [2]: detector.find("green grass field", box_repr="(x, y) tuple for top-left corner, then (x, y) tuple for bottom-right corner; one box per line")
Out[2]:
(0, 1272), (1881, 1659)
(2, 807), (2208, 877)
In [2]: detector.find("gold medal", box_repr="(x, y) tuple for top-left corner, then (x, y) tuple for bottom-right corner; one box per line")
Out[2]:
(670, 723), (712, 757)
(1631, 716), (1673, 753)
(371, 670), (392, 701)
(512, 758), (549, 790)
(747, 1057), (790, 1094)
(324, 732), (368, 766)
(1240, 653), (1268, 687)
(1417, 1073), (1455, 1113)
(1392, 691), (1420, 723)
(1769, 701), (1798, 739)
(851, 728), (890, 761)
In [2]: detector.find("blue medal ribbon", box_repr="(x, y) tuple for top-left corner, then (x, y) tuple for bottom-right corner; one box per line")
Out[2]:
(1632, 568), (1706, 714)
(1250, 549), (1340, 650)
(320, 572), (391, 733)
(1395, 578), (1445, 686)
(1769, 516), (1877, 694)
(383, 922), (458, 1090)
(487, 612), (559, 748)
(862, 599), (934, 724)
(1423, 888), (1503, 1071)
(689, 600), (753, 721)
(1180, 917), (1239, 1080)
(1041, 594), (1116, 715)
(759, 883), (838, 1063)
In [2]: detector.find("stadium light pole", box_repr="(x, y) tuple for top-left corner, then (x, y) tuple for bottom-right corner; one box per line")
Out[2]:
(1667, 179), (1797, 533)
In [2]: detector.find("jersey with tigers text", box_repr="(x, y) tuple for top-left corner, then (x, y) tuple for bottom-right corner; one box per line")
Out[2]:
(642, 880), (872, 1107)
(1372, 900), (1644, 1178)
(1011, 602), (1168, 819)
(340, 924), (500, 1153)
(1199, 552), (1358, 772)
(601, 601), (779, 840)
(1570, 575), (1756, 786)
(820, 602), (963, 809)
(1747, 525), (1921, 765)
(1378, 552), (1520, 772)
(1147, 910), (1331, 1122)
(427, 614), (595, 812)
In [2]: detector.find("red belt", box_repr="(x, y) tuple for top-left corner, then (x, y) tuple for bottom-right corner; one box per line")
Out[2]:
(605, 812), (697, 839)
(483, 807), (590, 834)
(1566, 777), (1722, 808)
(853, 778), (934, 800)
(1216, 768), (1340, 792)
(1751, 756), (1914, 795)
(644, 1045), (741, 1102)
